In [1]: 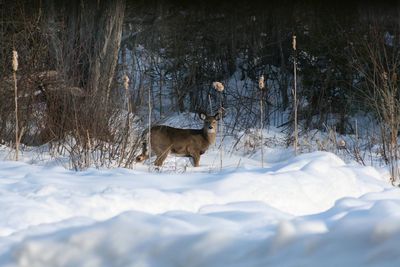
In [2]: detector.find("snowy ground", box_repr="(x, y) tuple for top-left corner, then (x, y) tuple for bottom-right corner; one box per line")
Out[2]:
(0, 123), (400, 266)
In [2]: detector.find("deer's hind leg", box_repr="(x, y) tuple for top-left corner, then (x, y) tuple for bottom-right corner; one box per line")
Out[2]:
(154, 147), (171, 167)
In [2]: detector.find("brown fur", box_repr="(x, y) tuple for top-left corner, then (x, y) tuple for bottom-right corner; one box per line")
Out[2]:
(136, 112), (220, 167)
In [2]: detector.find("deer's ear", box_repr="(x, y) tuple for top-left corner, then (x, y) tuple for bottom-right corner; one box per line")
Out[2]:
(199, 112), (207, 120)
(214, 112), (221, 121)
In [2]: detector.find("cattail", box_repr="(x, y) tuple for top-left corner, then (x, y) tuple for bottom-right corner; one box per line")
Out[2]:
(213, 81), (224, 92)
(123, 74), (131, 114)
(338, 139), (346, 148)
(258, 75), (265, 90)
(292, 35), (297, 51)
(123, 74), (129, 90)
(12, 50), (18, 72)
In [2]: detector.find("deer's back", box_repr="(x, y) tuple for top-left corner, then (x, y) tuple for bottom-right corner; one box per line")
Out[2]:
(150, 125), (207, 154)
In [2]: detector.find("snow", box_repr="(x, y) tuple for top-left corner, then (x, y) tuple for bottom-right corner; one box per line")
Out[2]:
(1, 140), (400, 267)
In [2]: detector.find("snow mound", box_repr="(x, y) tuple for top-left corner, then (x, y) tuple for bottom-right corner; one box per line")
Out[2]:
(0, 151), (398, 267)
(7, 190), (400, 267)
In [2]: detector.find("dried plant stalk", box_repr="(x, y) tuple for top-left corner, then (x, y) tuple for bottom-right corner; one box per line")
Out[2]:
(12, 50), (19, 161)
(292, 35), (298, 155)
(213, 81), (224, 170)
(259, 75), (265, 167)
(148, 85), (152, 171)
(208, 94), (213, 114)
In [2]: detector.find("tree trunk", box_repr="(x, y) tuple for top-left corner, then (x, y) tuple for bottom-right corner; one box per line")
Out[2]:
(65, 0), (125, 99)
(43, 0), (125, 140)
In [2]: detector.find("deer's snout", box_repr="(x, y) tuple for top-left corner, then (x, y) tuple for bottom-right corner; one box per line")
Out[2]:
(208, 126), (213, 129)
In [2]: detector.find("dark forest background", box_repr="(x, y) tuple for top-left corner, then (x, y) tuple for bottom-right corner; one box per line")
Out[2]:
(1, 0), (400, 172)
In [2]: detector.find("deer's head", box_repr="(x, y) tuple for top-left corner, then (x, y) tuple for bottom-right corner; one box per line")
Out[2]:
(199, 112), (221, 134)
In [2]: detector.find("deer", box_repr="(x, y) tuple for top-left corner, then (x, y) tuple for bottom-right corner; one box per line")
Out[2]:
(136, 112), (221, 167)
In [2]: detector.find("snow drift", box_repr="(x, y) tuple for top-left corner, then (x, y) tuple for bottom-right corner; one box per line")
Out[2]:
(0, 151), (399, 267)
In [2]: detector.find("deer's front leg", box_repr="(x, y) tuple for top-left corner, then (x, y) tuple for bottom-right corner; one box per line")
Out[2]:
(191, 153), (200, 167)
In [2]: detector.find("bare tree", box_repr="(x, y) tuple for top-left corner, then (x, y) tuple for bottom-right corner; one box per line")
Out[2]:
(350, 23), (400, 184)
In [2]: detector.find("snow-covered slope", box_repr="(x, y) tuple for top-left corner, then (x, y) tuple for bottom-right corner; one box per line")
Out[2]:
(0, 150), (399, 267)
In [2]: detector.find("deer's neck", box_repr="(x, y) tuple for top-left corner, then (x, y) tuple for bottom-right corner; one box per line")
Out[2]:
(203, 128), (217, 145)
